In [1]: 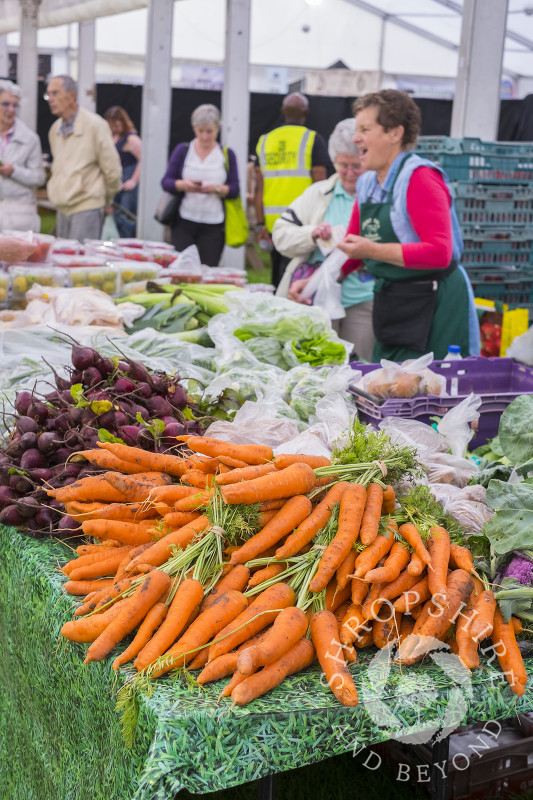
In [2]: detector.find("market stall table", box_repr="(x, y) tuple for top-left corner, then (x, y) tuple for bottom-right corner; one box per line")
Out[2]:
(1, 525), (532, 800)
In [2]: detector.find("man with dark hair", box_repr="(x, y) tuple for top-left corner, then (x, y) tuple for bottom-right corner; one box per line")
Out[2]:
(254, 92), (329, 287)
(46, 75), (121, 241)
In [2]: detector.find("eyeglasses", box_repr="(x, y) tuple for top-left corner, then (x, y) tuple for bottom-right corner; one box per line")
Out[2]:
(0, 102), (19, 110)
(336, 162), (362, 172)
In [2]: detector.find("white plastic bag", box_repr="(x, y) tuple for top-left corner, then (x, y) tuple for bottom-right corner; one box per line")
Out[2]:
(430, 483), (493, 533)
(205, 392), (300, 447)
(506, 325), (533, 366)
(275, 392), (356, 457)
(299, 248), (346, 320)
(379, 417), (448, 457)
(360, 352), (445, 399)
(437, 393), (482, 457)
(167, 244), (202, 275)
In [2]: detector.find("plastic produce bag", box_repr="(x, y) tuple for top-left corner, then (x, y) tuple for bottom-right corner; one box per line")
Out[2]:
(299, 248), (346, 320)
(506, 323), (533, 366)
(205, 392), (301, 447)
(359, 352), (446, 399)
(167, 244), (202, 276)
(437, 393), (482, 457)
(423, 451), (479, 488)
(379, 417), (448, 457)
(430, 483), (493, 533)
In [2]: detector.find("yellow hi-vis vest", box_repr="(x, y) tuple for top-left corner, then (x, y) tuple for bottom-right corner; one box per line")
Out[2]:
(256, 125), (316, 232)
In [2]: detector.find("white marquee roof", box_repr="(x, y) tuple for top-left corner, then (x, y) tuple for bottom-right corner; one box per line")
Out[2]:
(4, 0), (533, 87)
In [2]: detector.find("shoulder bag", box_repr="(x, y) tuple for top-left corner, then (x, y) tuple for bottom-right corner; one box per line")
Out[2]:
(222, 146), (249, 248)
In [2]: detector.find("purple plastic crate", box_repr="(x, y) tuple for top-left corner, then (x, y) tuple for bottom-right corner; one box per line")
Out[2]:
(349, 357), (533, 448)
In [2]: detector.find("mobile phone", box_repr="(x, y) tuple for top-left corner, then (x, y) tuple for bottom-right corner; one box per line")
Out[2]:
(193, 180), (202, 186)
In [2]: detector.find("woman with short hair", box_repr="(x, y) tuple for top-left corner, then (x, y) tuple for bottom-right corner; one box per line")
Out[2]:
(160, 104), (240, 266)
(338, 89), (479, 361)
(272, 118), (375, 361)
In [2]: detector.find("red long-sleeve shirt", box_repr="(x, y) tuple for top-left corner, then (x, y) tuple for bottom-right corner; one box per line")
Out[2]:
(342, 166), (454, 277)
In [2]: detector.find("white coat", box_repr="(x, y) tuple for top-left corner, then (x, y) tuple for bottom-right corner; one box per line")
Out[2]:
(0, 118), (45, 232)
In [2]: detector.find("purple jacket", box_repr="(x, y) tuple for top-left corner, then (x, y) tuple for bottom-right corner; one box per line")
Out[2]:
(161, 142), (240, 199)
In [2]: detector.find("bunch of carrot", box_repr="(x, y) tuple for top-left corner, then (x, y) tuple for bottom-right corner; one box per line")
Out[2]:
(52, 434), (528, 709)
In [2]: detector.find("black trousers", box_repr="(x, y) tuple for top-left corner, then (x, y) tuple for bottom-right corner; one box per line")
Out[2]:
(271, 246), (290, 289)
(171, 214), (226, 267)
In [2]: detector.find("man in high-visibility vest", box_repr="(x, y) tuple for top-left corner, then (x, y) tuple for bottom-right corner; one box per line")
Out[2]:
(254, 93), (329, 287)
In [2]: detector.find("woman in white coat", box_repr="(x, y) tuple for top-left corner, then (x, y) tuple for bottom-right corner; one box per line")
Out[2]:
(272, 119), (375, 361)
(0, 80), (45, 232)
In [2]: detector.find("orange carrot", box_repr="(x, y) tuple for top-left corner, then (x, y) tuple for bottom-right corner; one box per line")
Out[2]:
(427, 526), (451, 603)
(450, 543), (475, 574)
(393, 575), (431, 614)
(181, 470), (216, 489)
(188, 456), (220, 474)
(75, 541), (122, 555)
(162, 511), (201, 530)
(215, 463), (277, 486)
(407, 552), (426, 577)
(150, 590), (249, 676)
(183, 436), (273, 465)
(62, 545), (131, 575)
(359, 484), (383, 546)
(229, 495), (312, 566)
(273, 454), (331, 470)
(247, 563), (286, 589)
(201, 564), (251, 612)
(258, 498), (289, 512)
(174, 489), (214, 512)
(492, 607), (528, 696)
(125, 515), (210, 571)
(399, 615), (415, 643)
(84, 569), (171, 663)
(48, 475), (128, 503)
(68, 549), (133, 581)
(208, 582), (295, 662)
(373, 609), (402, 649)
(68, 501), (159, 522)
(134, 578), (205, 672)
(221, 463), (316, 506)
(310, 609), (359, 706)
(147, 485), (198, 504)
(310, 483), (366, 593)
(456, 608), (480, 670)
(86, 576), (136, 613)
(236, 606), (308, 675)
(352, 519), (396, 579)
(112, 601), (168, 670)
(325, 580), (352, 613)
(381, 485), (396, 515)
(217, 455), (249, 469)
(197, 652), (239, 684)
(103, 472), (171, 503)
(336, 550), (357, 592)
(364, 542), (410, 585)
(61, 599), (130, 642)
(97, 441), (195, 477)
(361, 581), (386, 621)
(398, 523), (431, 568)
(510, 616), (525, 635)
(231, 638), (315, 706)
(275, 482), (350, 560)
(470, 590), (496, 642)
(81, 519), (157, 546)
(63, 578), (114, 596)
(339, 603), (366, 649)
(351, 576), (368, 607)
(72, 449), (152, 474)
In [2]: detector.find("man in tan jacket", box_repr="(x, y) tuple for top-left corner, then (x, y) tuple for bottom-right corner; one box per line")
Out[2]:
(46, 75), (122, 241)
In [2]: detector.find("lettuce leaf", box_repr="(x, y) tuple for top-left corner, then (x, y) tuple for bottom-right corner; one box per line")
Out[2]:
(484, 479), (533, 553)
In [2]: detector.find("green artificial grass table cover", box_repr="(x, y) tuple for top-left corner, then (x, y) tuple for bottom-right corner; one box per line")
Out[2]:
(1, 525), (532, 800)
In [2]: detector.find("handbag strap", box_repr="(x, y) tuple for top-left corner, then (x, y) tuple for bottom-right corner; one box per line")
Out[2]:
(222, 146), (230, 176)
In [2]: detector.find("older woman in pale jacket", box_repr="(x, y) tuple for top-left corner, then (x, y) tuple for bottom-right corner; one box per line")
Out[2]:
(272, 118), (375, 361)
(0, 80), (45, 232)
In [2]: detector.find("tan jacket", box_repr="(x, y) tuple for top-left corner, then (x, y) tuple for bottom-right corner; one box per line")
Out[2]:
(47, 107), (122, 215)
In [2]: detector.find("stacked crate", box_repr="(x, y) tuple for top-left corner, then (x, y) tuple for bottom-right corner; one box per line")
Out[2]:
(414, 136), (533, 309)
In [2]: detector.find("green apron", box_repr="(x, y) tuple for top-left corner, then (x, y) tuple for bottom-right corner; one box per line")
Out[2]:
(360, 154), (470, 362)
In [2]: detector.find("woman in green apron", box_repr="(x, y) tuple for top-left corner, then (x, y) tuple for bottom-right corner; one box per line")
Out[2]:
(338, 89), (479, 362)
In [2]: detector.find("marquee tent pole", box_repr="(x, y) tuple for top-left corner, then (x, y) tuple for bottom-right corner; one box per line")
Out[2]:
(78, 20), (96, 113)
(19, 0), (40, 130)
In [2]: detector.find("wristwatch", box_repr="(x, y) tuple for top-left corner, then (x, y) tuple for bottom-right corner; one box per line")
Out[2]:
(255, 222), (266, 232)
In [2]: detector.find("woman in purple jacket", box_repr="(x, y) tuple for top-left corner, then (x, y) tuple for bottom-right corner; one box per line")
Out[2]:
(161, 104), (240, 266)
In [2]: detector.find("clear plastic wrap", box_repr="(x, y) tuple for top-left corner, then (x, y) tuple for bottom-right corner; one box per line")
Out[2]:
(430, 483), (493, 533)
(422, 451), (479, 488)
(298, 248), (346, 320)
(379, 417), (449, 457)
(205, 392), (301, 447)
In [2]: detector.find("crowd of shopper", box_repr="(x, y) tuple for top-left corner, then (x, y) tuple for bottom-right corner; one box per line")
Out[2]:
(0, 78), (479, 361)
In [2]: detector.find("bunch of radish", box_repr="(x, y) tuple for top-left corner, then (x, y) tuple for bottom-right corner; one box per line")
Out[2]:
(0, 344), (207, 535)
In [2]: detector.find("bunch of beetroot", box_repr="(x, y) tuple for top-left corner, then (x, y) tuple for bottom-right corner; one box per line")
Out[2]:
(0, 344), (207, 536)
